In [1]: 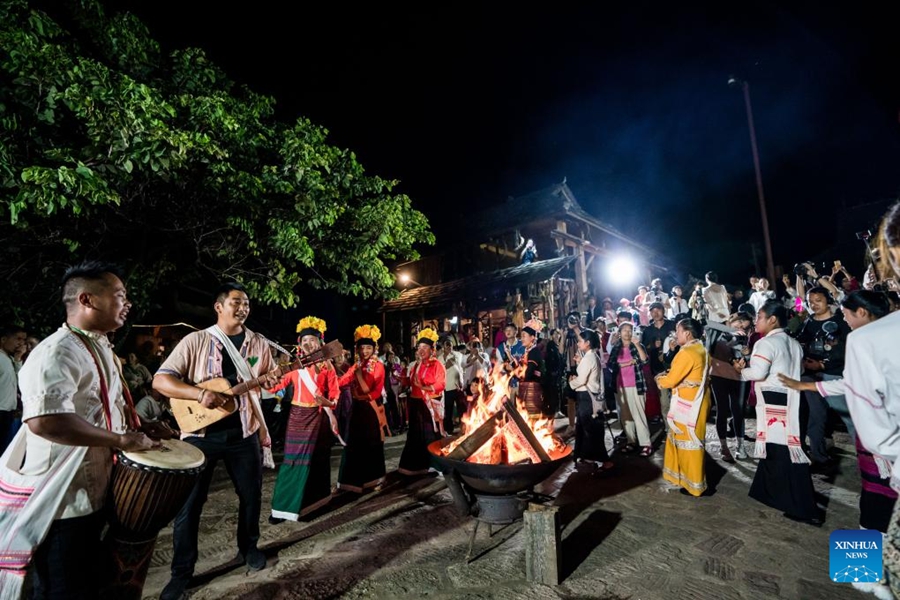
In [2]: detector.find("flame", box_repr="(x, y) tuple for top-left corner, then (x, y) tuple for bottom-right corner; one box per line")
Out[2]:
(442, 359), (564, 464)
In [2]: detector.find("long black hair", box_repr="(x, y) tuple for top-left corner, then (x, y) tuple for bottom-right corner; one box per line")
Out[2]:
(841, 290), (891, 320)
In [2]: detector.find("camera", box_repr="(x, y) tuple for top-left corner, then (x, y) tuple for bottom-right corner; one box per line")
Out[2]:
(793, 262), (811, 277)
(803, 321), (840, 361)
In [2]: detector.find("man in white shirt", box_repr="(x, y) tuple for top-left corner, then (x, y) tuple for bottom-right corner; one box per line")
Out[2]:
(642, 278), (670, 311)
(15, 262), (154, 598)
(702, 271), (731, 324)
(0, 324), (26, 454)
(748, 277), (776, 313)
(437, 340), (466, 434)
(667, 286), (690, 320)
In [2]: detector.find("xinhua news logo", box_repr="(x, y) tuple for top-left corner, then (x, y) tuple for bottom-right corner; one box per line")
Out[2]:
(830, 529), (883, 584)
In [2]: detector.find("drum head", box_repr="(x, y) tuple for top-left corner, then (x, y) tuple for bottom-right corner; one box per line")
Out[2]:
(121, 438), (206, 470)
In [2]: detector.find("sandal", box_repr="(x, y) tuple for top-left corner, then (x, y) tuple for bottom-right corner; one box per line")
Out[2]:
(639, 446), (653, 457)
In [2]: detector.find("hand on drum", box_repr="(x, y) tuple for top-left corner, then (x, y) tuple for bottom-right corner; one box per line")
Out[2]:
(117, 431), (158, 452)
(141, 419), (179, 441)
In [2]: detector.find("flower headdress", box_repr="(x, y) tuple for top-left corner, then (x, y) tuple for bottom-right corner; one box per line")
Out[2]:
(522, 317), (545, 337)
(416, 327), (440, 347)
(296, 316), (327, 340)
(354, 324), (381, 347)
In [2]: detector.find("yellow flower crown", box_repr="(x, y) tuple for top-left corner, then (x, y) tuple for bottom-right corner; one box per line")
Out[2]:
(296, 316), (327, 335)
(354, 324), (381, 343)
(417, 328), (440, 344)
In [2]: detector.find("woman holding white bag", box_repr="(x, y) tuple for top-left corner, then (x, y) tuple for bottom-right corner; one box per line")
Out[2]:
(569, 329), (613, 473)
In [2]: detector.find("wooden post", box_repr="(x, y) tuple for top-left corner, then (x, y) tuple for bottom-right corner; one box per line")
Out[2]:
(548, 278), (557, 329)
(574, 245), (587, 314)
(524, 503), (561, 585)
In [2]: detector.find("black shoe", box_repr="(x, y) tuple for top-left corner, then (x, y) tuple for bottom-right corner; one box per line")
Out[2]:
(160, 576), (191, 600)
(783, 512), (824, 527)
(236, 548), (267, 571)
(268, 515), (285, 525)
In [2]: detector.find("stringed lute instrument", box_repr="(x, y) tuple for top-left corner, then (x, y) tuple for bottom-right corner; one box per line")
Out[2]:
(170, 339), (344, 433)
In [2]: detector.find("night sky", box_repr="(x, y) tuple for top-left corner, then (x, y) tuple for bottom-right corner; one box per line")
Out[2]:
(119, 1), (900, 285)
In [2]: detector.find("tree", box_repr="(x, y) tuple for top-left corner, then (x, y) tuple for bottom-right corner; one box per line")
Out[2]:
(0, 0), (434, 329)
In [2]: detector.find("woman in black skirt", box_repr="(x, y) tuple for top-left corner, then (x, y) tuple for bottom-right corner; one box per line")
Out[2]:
(568, 329), (613, 472)
(398, 328), (446, 475)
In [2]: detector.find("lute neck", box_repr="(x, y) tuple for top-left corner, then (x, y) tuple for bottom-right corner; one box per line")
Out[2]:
(228, 354), (319, 396)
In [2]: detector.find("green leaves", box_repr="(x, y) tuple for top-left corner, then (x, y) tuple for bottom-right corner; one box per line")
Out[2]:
(0, 0), (433, 327)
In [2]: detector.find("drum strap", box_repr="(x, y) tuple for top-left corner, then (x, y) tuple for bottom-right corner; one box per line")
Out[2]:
(65, 325), (114, 433)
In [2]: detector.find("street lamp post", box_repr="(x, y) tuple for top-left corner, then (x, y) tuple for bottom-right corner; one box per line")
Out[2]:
(729, 76), (776, 285)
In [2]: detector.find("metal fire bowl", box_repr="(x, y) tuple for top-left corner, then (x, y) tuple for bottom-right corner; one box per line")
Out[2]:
(428, 436), (573, 495)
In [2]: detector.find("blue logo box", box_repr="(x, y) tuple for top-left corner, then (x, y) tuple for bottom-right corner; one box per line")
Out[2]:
(830, 529), (883, 583)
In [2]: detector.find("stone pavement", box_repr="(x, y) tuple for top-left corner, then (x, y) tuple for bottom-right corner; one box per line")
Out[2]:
(142, 417), (868, 599)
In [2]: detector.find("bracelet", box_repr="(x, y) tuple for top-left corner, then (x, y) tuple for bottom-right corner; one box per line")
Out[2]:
(197, 388), (205, 402)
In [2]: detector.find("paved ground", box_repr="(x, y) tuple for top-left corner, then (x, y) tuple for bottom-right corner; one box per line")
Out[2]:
(142, 416), (867, 600)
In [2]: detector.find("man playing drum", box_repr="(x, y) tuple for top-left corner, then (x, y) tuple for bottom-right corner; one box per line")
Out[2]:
(2, 261), (155, 599)
(153, 282), (279, 600)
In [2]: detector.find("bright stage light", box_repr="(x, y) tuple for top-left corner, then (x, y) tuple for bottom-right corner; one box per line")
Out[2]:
(607, 256), (639, 286)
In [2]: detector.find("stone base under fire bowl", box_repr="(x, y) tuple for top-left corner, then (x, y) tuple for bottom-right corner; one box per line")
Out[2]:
(428, 436), (572, 495)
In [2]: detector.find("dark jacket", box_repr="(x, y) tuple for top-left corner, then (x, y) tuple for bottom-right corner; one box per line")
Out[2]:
(609, 342), (647, 395)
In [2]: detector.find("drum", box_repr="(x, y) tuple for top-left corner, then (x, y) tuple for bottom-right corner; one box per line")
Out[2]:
(102, 439), (205, 599)
(109, 438), (206, 539)
(517, 381), (544, 416)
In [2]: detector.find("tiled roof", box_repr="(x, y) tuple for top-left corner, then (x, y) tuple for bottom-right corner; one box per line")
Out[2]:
(380, 256), (575, 313)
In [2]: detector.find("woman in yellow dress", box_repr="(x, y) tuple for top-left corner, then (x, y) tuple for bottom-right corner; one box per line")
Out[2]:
(656, 318), (712, 497)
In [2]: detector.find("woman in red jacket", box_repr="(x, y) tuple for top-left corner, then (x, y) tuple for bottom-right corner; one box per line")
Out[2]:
(398, 328), (446, 476)
(337, 325), (386, 493)
(268, 316), (339, 522)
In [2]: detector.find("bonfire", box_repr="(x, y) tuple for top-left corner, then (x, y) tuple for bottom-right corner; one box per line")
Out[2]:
(442, 360), (566, 464)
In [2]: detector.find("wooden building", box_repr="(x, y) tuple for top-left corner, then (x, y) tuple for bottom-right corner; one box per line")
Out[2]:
(380, 181), (665, 349)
